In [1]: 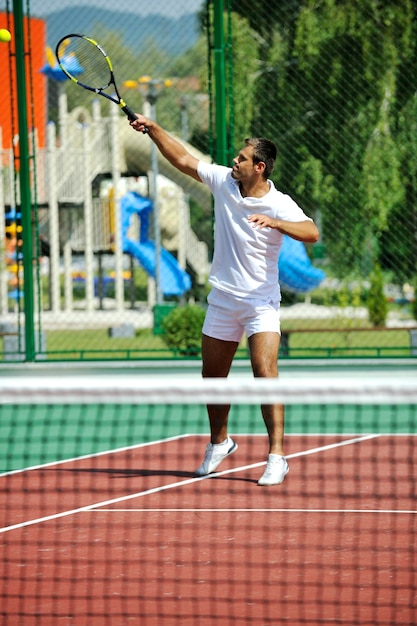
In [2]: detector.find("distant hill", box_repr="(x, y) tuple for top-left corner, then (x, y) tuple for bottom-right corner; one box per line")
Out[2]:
(45, 6), (201, 57)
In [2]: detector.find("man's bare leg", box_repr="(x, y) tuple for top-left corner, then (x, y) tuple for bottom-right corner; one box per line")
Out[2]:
(201, 333), (239, 444)
(248, 332), (288, 485)
(248, 331), (284, 452)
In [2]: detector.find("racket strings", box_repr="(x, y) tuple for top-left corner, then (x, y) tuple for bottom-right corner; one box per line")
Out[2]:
(59, 37), (111, 90)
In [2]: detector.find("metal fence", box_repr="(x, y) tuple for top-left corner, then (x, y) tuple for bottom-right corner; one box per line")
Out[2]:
(1, 0), (416, 361)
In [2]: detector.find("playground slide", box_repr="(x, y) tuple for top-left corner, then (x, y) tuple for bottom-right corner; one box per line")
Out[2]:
(120, 191), (192, 297)
(123, 238), (191, 297)
(278, 235), (325, 292)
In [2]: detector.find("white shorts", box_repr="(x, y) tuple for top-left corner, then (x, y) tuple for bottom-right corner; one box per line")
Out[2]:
(202, 288), (281, 342)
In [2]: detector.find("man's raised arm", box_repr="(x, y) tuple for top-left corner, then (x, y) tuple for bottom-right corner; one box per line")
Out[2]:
(130, 115), (201, 182)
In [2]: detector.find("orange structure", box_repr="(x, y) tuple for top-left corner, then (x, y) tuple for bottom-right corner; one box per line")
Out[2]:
(0, 12), (47, 149)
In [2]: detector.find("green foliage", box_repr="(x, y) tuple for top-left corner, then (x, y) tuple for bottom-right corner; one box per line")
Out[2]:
(228, 0), (416, 286)
(411, 276), (417, 322)
(189, 197), (213, 256)
(227, 11), (261, 149)
(161, 305), (206, 356)
(160, 35), (208, 135)
(293, 149), (336, 216)
(367, 264), (388, 327)
(363, 70), (404, 233)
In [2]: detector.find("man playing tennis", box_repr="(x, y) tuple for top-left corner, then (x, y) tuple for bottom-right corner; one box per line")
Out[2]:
(130, 116), (319, 485)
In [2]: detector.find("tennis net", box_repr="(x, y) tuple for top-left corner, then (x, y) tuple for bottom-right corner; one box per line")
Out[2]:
(1, 373), (416, 625)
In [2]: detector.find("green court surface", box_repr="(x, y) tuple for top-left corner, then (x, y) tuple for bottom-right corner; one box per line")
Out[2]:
(0, 358), (416, 472)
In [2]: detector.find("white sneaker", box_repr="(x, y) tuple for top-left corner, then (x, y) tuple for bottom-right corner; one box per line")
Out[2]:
(194, 437), (238, 476)
(257, 454), (289, 486)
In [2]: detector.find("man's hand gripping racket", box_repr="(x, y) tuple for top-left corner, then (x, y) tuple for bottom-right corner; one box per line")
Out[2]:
(55, 34), (148, 132)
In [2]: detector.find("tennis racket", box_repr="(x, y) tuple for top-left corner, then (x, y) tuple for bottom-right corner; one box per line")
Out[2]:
(55, 33), (147, 130)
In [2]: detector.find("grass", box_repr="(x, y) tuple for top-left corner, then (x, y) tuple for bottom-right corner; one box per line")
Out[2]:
(11, 269), (410, 360)
(44, 328), (178, 360)
(279, 315), (414, 358)
(3, 277), (417, 362)
(285, 328), (411, 358)
(42, 327), (251, 360)
(1, 321), (414, 361)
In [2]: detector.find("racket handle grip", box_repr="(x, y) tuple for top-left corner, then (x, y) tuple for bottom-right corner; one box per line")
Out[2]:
(122, 105), (149, 134)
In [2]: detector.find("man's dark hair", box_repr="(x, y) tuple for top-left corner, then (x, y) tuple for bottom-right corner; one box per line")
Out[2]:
(245, 137), (277, 179)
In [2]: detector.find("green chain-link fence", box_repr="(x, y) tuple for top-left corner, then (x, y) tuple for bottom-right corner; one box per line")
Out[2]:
(1, 0), (416, 361)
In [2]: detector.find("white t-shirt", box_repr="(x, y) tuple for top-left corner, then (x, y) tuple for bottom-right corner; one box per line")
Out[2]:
(197, 161), (312, 301)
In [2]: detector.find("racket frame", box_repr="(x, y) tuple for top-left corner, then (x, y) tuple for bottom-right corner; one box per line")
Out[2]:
(55, 33), (138, 121)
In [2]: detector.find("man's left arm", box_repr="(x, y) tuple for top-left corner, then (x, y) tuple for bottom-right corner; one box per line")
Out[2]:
(248, 214), (320, 243)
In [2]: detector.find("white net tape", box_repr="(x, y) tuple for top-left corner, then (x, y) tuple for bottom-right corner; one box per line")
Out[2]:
(1, 375), (416, 405)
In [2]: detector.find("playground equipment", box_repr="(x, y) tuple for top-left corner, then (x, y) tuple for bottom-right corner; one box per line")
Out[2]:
(120, 191), (191, 297)
(0, 94), (211, 320)
(0, 91), (324, 325)
(2, 210), (23, 306)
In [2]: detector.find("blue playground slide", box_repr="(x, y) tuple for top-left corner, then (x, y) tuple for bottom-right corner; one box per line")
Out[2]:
(123, 239), (192, 296)
(278, 235), (325, 292)
(120, 192), (192, 297)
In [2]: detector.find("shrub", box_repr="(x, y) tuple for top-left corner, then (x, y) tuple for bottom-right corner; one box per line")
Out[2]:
(367, 263), (388, 327)
(411, 276), (417, 322)
(161, 304), (206, 356)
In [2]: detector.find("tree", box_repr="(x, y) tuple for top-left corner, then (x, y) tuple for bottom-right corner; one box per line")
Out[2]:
(227, 0), (416, 284)
(367, 263), (388, 327)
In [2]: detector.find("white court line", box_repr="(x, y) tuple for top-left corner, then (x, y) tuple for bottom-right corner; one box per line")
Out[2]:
(0, 434), (194, 478)
(0, 434), (381, 534)
(1, 432), (391, 478)
(93, 508), (417, 515)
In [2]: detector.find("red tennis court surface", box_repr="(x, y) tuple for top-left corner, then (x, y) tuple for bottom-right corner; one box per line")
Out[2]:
(1, 434), (416, 625)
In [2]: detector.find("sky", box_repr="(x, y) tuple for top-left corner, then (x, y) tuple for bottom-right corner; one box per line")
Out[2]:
(17, 0), (205, 18)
